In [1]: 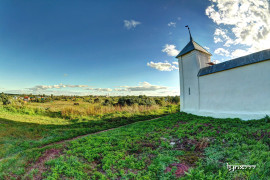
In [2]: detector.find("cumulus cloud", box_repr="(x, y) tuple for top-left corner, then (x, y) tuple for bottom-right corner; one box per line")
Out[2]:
(147, 61), (178, 71)
(162, 44), (180, 56)
(28, 83), (88, 91)
(206, 0), (270, 57)
(212, 60), (220, 64)
(231, 49), (250, 58)
(124, 20), (141, 29)
(7, 82), (178, 96)
(158, 90), (180, 96)
(120, 82), (168, 92)
(214, 37), (223, 43)
(214, 28), (234, 47)
(168, 22), (176, 27)
(214, 48), (230, 57)
(114, 88), (128, 92)
(86, 88), (112, 92)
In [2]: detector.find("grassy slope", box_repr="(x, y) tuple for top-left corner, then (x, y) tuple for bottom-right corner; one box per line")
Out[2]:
(0, 105), (178, 160)
(1, 112), (270, 179)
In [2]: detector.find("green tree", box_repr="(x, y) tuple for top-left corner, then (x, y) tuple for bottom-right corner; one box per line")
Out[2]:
(94, 98), (100, 103)
(171, 96), (180, 104)
(155, 98), (165, 106)
(0, 92), (11, 105)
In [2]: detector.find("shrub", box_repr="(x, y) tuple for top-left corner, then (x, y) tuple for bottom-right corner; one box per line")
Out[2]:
(0, 92), (11, 105)
(265, 115), (270, 123)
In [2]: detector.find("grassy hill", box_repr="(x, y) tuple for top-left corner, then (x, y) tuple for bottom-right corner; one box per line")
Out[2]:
(1, 112), (270, 179)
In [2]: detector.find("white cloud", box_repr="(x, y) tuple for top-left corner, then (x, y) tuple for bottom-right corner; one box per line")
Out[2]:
(162, 44), (180, 56)
(213, 28), (234, 47)
(38, 90), (89, 96)
(28, 83), (88, 91)
(212, 60), (220, 64)
(124, 20), (141, 29)
(5, 82), (178, 96)
(86, 88), (112, 92)
(158, 90), (180, 96)
(4, 89), (91, 96)
(204, 46), (210, 51)
(147, 61), (178, 71)
(214, 48), (230, 57)
(168, 22), (176, 27)
(177, 17), (181, 21)
(206, 0), (270, 54)
(231, 49), (250, 58)
(114, 88), (128, 92)
(214, 36), (223, 43)
(120, 82), (168, 91)
(172, 61), (178, 65)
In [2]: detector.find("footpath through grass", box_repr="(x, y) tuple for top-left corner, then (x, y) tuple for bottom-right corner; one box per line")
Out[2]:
(0, 105), (178, 160)
(1, 112), (270, 179)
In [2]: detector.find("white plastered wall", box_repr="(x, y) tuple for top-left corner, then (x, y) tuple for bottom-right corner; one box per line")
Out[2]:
(178, 50), (210, 112)
(195, 60), (270, 120)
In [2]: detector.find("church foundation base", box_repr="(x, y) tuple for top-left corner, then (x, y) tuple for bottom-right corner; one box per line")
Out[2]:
(182, 110), (270, 120)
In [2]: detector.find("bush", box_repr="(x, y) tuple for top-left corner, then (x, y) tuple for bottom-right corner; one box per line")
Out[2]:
(265, 115), (270, 123)
(0, 92), (11, 105)
(94, 98), (100, 103)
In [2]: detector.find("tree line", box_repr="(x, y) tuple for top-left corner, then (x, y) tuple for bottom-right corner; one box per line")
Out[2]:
(0, 93), (180, 106)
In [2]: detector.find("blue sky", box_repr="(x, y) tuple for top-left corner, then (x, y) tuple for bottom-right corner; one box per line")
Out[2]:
(0, 0), (269, 96)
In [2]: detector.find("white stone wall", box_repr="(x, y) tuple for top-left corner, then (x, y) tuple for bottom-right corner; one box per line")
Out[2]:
(178, 51), (199, 111)
(198, 60), (270, 120)
(178, 50), (211, 112)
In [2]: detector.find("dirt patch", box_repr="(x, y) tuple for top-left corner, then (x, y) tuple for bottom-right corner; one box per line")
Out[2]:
(177, 151), (202, 166)
(164, 137), (210, 178)
(252, 130), (270, 140)
(202, 123), (215, 130)
(172, 121), (187, 128)
(25, 148), (62, 180)
(139, 141), (158, 150)
(165, 163), (190, 177)
(173, 137), (210, 152)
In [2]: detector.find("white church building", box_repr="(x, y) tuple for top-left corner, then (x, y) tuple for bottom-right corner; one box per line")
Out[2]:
(176, 29), (270, 120)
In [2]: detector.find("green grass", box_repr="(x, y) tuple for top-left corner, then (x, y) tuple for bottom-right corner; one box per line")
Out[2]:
(1, 112), (269, 179)
(0, 104), (179, 160)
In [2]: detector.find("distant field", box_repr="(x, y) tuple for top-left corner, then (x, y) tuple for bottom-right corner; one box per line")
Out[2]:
(0, 99), (177, 123)
(27, 101), (161, 115)
(1, 113), (269, 179)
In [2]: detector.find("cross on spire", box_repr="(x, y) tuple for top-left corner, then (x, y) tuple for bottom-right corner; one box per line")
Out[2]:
(185, 25), (193, 41)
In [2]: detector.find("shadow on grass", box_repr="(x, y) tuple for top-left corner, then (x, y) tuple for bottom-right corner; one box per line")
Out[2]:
(0, 113), (166, 129)
(0, 113), (170, 159)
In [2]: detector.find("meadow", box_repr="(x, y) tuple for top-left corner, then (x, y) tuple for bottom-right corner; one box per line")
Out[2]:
(0, 94), (269, 179)
(0, 95), (179, 167)
(0, 112), (269, 179)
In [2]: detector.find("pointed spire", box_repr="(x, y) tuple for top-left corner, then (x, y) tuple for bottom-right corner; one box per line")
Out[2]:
(185, 25), (193, 41)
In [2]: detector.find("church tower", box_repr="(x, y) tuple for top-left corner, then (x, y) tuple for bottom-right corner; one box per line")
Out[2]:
(176, 26), (211, 112)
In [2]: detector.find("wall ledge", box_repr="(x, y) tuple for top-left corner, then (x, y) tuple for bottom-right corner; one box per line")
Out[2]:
(182, 110), (270, 120)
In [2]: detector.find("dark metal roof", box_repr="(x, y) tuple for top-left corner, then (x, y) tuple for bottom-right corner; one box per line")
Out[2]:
(176, 40), (211, 58)
(198, 49), (270, 76)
